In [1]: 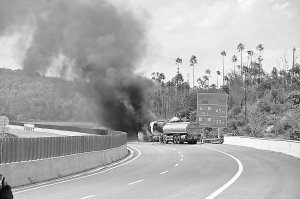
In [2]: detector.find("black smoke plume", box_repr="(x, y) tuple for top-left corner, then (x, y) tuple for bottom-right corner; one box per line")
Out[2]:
(0, 0), (153, 138)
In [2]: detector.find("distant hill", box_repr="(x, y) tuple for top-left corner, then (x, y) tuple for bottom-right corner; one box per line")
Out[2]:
(0, 68), (94, 122)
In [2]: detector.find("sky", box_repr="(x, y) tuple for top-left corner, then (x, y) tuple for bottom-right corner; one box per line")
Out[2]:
(0, 0), (299, 87)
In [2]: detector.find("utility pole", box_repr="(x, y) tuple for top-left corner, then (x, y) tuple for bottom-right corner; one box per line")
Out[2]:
(293, 46), (296, 79)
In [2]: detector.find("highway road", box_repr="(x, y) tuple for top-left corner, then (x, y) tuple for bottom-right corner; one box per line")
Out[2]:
(13, 142), (300, 199)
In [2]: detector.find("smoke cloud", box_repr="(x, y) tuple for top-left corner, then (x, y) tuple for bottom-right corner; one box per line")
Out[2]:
(0, 0), (153, 137)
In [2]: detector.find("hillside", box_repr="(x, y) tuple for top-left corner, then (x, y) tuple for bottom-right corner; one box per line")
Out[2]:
(1, 66), (300, 140)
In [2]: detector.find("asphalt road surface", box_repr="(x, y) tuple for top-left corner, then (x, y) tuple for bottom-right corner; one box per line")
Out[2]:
(13, 142), (300, 199)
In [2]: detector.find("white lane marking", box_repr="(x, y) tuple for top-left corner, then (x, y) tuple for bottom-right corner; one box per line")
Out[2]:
(14, 145), (141, 194)
(181, 154), (183, 157)
(159, 170), (168, 174)
(195, 146), (244, 199)
(180, 159), (183, 161)
(178, 151), (181, 154)
(175, 164), (179, 167)
(80, 195), (95, 199)
(127, 179), (145, 185)
(166, 147), (176, 151)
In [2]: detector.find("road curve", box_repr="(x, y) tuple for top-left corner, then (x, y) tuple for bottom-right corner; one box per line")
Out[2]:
(13, 142), (300, 199)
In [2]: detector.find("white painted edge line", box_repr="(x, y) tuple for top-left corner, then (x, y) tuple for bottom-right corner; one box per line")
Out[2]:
(127, 179), (145, 185)
(175, 164), (179, 167)
(195, 146), (244, 199)
(80, 195), (95, 199)
(14, 145), (141, 194)
(159, 170), (168, 174)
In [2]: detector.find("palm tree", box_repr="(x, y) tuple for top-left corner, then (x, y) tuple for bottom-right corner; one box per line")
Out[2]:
(175, 58), (182, 85)
(203, 75), (209, 89)
(221, 51), (226, 86)
(232, 55), (238, 74)
(237, 43), (245, 77)
(175, 57), (182, 75)
(258, 56), (263, 84)
(217, 71), (221, 88)
(190, 55), (198, 89)
(256, 44), (264, 55)
(205, 69), (211, 87)
(247, 50), (254, 83)
(256, 44), (264, 85)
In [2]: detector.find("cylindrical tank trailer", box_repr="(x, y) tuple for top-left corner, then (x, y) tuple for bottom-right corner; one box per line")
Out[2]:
(162, 122), (200, 144)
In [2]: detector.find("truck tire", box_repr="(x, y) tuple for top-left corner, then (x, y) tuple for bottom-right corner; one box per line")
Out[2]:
(173, 136), (177, 144)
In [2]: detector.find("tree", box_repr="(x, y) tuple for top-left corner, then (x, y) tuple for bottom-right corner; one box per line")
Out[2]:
(256, 44), (264, 84)
(221, 51), (226, 86)
(271, 67), (278, 80)
(237, 43), (245, 76)
(203, 75), (209, 89)
(257, 56), (263, 84)
(205, 69), (211, 87)
(190, 55), (198, 89)
(247, 50), (254, 84)
(197, 77), (205, 89)
(232, 55), (238, 74)
(151, 72), (166, 84)
(175, 57), (182, 77)
(210, 84), (217, 89)
(217, 71), (221, 88)
(172, 73), (184, 85)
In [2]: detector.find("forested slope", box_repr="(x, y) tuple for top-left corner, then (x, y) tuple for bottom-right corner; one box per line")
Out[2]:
(1, 65), (300, 140)
(0, 68), (93, 122)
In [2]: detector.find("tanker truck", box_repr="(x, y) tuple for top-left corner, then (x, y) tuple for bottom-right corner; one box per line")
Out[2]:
(162, 122), (200, 144)
(148, 120), (166, 142)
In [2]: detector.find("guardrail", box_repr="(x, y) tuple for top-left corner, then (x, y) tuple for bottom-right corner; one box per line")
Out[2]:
(0, 125), (127, 164)
(202, 138), (224, 144)
(224, 136), (300, 159)
(0, 134), (127, 164)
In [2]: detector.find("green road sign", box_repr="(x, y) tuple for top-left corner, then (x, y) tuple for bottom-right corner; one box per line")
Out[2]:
(197, 93), (228, 128)
(197, 93), (227, 105)
(197, 104), (227, 116)
(197, 116), (227, 128)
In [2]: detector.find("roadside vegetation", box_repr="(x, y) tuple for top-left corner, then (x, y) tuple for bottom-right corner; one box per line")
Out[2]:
(1, 45), (299, 141)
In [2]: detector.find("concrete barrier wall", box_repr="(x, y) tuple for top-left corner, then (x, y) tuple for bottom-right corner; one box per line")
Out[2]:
(224, 136), (300, 159)
(0, 144), (128, 187)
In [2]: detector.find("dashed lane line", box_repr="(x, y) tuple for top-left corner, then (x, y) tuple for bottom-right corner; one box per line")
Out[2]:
(180, 159), (183, 161)
(127, 179), (145, 185)
(194, 145), (244, 199)
(175, 164), (179, 167)
(159, 171), (168, 174)
(80, 195), (95, 199)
